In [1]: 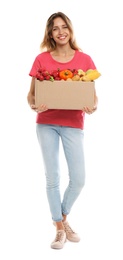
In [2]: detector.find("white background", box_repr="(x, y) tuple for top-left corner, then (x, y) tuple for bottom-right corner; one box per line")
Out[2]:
(0, 0), (123, 259)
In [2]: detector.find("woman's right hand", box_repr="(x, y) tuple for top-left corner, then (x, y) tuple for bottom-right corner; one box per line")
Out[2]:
(30, 104), (48, 113)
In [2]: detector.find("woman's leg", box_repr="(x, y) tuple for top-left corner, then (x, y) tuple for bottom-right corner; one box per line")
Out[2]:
(60, 126), (85, 216)
(36, 124), (66, 249)
(36, 124), (63, 223)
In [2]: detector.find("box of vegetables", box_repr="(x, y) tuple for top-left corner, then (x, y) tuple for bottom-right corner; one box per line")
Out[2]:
(35, 68), (101, 110)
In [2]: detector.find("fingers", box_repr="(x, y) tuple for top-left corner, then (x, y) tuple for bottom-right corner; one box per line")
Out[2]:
(30, 104), (48, 113)
(83, 106), (97, 114)
(36, 104), (48, 113)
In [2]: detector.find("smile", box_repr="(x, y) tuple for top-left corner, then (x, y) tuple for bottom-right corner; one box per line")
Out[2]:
(58, 36), (66, 40)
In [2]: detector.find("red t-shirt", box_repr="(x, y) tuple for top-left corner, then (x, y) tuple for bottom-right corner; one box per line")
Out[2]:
(29, 50), (96, 129)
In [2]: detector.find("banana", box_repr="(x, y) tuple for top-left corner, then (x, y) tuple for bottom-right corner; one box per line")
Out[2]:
(82, 69), (101, 81)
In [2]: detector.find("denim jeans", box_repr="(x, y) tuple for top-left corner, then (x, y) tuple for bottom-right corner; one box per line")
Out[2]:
(36, 124), (85, 222)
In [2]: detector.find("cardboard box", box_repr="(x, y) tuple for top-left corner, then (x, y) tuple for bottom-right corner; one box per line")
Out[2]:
(35, 79), (95, 110)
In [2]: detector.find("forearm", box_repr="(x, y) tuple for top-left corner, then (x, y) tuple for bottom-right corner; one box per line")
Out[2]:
(27, 77), (35, 107)
(27, 92), (35, 106)
(93, 88), (98, 110)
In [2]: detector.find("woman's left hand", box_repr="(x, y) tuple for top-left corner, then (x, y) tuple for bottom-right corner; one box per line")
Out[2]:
(83, 106), (97, 115)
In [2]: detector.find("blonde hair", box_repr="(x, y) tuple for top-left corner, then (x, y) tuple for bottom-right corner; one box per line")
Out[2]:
(40, 12), (81, 52)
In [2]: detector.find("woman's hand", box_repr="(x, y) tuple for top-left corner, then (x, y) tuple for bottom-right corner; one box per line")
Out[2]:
(30, 104), (48, 113)
(83, 106), (97, 115)
(83, 89), (98, 114)
(27, 78), (48, 113)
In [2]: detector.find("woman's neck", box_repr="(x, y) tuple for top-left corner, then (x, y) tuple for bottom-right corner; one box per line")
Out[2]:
(51, 47), (75, 62)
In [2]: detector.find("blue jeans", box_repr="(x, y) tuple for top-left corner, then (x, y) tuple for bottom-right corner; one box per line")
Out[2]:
(36, 124), (85, 222)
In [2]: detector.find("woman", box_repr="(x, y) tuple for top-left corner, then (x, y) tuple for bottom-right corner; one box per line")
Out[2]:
(27, 12), (98, 249)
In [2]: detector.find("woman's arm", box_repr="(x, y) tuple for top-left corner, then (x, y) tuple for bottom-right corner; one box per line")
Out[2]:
(27, 77), (35, 107)
(27, 77), (48, 112)
(83, 86), (98, 114)
(93, 87), (98, 110)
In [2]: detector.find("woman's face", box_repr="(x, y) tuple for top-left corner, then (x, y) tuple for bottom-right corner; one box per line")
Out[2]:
(51, 17), (71, 46)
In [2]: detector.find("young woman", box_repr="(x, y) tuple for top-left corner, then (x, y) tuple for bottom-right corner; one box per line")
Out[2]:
(27, 12), (98, 249)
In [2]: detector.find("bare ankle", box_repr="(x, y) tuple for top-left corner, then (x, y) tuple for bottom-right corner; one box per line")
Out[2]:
(55, 221), (64, 231)
(62, 214), (67, 222)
